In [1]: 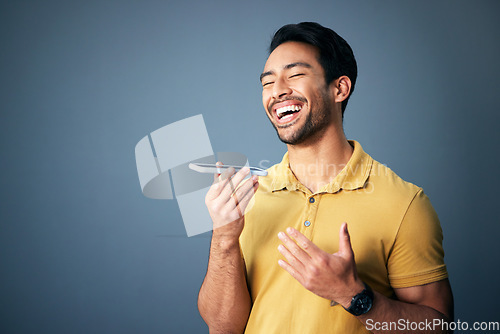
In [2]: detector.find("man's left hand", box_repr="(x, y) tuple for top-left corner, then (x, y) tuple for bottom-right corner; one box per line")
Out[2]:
(277, 222), (364, 308)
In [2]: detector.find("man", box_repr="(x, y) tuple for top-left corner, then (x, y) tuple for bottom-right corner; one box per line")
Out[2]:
(198, 22), (453, 333)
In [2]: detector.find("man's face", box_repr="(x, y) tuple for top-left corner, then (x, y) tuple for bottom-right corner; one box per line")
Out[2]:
(261, 41), (334, 145)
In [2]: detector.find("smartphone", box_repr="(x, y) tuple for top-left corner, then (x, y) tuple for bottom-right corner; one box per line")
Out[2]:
(188, 163), (268, 176)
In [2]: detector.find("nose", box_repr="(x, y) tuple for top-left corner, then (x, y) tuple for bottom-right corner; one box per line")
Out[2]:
(272, 77), (292, 99)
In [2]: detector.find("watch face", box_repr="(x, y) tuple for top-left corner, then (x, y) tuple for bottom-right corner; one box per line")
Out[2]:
(350, 292), (373, 315)
(345, 284), (374, 316)
(357, 295), (372, 313)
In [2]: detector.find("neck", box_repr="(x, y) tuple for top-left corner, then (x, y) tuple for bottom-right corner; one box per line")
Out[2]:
(287, 124), (353, 194)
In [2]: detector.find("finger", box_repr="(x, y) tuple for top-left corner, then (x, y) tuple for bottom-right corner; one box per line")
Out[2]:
(212, 162), (234, 184)
(234, 198), (243, 218)
(212, 161), (223, 183)
(285, 227), (323, 256)
(278, 231), (311, 265)
(231, 175), (258, 202)
(218, 164), (236, 182)
(278, 259), (305, 283)
(206, 166), (236, 200)
(338, 222), (354, 259)
(278, 243), (306, 273)
(228, 175), (258, 213)
(219, 167), (250, 203)
(214, 179), (258, 227)
(233, 178), (259, 216)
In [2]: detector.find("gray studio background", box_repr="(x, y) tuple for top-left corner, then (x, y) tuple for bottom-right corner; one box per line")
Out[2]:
(1, 1), (499, 333)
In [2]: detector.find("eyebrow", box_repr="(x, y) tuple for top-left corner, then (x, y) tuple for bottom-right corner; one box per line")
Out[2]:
(259, 62), (312, 82)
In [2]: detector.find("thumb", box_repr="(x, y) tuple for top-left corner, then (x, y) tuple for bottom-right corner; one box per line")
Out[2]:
(338, 222), (354, 258)
(213, 161), (223, 183)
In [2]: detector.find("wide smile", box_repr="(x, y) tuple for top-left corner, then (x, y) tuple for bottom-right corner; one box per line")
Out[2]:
(272, 101), (304, 125)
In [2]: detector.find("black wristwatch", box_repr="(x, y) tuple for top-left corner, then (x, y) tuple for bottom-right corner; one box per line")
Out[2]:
(343, 282), (374, 316)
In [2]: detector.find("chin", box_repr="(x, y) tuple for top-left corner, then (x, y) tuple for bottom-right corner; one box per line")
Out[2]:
(277, 129), (306, 145)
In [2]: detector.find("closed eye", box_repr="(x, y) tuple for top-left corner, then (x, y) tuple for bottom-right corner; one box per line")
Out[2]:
(262, 81), (274, 87)
(289, 73), (304, 79)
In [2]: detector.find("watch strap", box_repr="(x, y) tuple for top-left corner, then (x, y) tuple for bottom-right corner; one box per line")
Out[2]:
(344, 282), (374, 316)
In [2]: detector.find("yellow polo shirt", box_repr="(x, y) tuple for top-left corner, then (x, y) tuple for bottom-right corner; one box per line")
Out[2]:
(240, 140), (448, 334)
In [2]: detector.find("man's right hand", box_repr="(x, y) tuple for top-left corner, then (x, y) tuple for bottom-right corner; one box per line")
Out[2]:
(205, 162), (259, 239)
(199, 163), (257, 331)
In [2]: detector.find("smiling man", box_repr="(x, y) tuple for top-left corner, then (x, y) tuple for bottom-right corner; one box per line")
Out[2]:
(198, 22), (453, 333)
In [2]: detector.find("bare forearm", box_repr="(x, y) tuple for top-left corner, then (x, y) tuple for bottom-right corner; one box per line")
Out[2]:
(357, 291), (452, 334)
(198, 236), (251, 333)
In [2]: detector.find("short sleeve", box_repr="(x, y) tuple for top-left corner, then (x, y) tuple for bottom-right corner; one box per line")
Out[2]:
(387, 189), (448, 288)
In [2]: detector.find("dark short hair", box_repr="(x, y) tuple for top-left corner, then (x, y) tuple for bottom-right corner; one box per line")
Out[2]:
(269, 22), (357, 116)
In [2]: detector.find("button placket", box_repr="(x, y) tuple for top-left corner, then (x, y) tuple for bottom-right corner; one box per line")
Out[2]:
(302, 195), (320, 238)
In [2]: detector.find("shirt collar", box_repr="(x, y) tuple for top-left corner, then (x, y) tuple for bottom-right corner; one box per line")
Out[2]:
(270, 140), (373, 194)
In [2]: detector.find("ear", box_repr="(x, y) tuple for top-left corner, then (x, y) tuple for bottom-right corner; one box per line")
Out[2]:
(331, 75), (352, 104)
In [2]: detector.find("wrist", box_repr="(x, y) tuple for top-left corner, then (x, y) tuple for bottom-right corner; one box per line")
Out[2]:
(211, 233), (241, 251)
(212, 216), (245, 239)
(342, 281), (374, 316)
(338, 280), (365, 309)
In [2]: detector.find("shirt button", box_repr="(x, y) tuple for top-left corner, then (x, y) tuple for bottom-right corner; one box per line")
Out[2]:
(309, 197), (315, 203)
(304, 220), (311, 227)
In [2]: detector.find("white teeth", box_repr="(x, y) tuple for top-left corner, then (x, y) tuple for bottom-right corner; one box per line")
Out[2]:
(276, 105), (302, 118)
